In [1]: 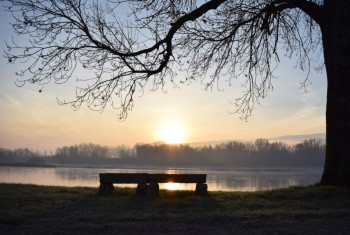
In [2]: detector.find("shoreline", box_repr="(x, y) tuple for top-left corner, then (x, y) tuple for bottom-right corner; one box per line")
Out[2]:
(0, 162), (56, 168)
(0, 162), (323, 171)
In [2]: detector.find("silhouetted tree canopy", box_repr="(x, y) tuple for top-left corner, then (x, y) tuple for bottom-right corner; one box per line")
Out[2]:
(4, 0), (322, 119)
(3, 0), (350, 186)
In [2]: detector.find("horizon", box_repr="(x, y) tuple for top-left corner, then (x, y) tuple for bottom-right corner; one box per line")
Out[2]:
(0, 132), (326, 153)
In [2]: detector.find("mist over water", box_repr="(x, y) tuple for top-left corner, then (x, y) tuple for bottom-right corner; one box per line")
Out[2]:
(0, 166), (322, 191)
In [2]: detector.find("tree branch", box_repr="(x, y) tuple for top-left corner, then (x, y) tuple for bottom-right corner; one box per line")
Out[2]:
(273, 0), (323, 23)
(4, 0), (324, 120)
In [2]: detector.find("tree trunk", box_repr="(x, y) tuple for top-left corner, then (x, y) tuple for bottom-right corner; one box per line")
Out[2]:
(320, 1), (350, 186)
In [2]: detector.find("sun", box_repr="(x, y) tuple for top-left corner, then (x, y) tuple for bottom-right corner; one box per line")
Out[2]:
(157, 121), (186, 144)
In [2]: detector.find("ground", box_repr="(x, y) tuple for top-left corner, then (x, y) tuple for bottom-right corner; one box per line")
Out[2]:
(0, 184), (349, 234)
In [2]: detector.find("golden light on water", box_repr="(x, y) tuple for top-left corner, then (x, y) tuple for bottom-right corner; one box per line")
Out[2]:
(164, 182), (181, 190)
(157, 121), (186, 144)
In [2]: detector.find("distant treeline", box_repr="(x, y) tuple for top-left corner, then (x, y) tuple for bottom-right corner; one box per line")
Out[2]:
(0, 139), (325, 167)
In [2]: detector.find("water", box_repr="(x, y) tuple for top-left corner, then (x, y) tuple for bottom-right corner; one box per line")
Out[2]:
(0, 166), (323, 191)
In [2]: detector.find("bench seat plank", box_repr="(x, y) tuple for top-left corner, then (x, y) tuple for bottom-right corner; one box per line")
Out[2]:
(100, 173), (148, 184)
(148, 174), (206, 183)
(99, 173), (206, 184)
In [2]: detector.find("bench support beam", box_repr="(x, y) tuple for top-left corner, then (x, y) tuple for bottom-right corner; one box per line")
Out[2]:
(146, 182), (159, 199)
(136, 183), (148, 195)
(99, 183), (114, 196)
(195, 183), (208, 195)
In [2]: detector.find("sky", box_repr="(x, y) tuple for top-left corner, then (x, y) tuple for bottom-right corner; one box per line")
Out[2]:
(0, 3), (327, 152)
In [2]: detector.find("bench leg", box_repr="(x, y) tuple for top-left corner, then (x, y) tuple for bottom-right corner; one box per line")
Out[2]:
(99, 183), (114, 196)
(136, 183), (148, 195)
(146, 182), (159, 199)
(195, 183), (208, 196)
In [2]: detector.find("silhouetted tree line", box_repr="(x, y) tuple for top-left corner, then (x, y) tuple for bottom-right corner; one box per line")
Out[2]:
(133, 139), (325, 167)
(0, 139), (325, 167)
(0, 148), (46, 165)
(52, 143), (135, 165)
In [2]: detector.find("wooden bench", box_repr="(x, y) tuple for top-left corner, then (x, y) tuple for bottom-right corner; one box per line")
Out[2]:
(99, 173), (207, 198)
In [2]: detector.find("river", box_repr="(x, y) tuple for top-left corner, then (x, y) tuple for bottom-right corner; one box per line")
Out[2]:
(0, 166), (323, 191)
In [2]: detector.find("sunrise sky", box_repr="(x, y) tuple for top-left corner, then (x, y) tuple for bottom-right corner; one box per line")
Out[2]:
(0, 5), (327, 152)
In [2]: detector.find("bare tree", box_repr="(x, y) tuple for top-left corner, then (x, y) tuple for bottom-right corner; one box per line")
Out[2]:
(3, 0), (350, 186)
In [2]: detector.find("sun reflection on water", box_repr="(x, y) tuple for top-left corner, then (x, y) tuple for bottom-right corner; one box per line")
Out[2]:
(164, 182), (181, 190)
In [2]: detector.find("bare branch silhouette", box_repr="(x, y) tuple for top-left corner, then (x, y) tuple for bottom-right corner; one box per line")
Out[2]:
(4, 0), (322, 119)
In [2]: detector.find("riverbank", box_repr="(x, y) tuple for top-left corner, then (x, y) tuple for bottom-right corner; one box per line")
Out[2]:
(0, 162), (56, 168)
(0, 184), (349, 234)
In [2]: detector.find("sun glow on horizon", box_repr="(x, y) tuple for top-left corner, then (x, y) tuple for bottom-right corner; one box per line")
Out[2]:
(157, 121), (186, 144)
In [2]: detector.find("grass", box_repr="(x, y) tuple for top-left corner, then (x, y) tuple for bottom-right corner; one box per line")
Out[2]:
(0, 183), (350, 234)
